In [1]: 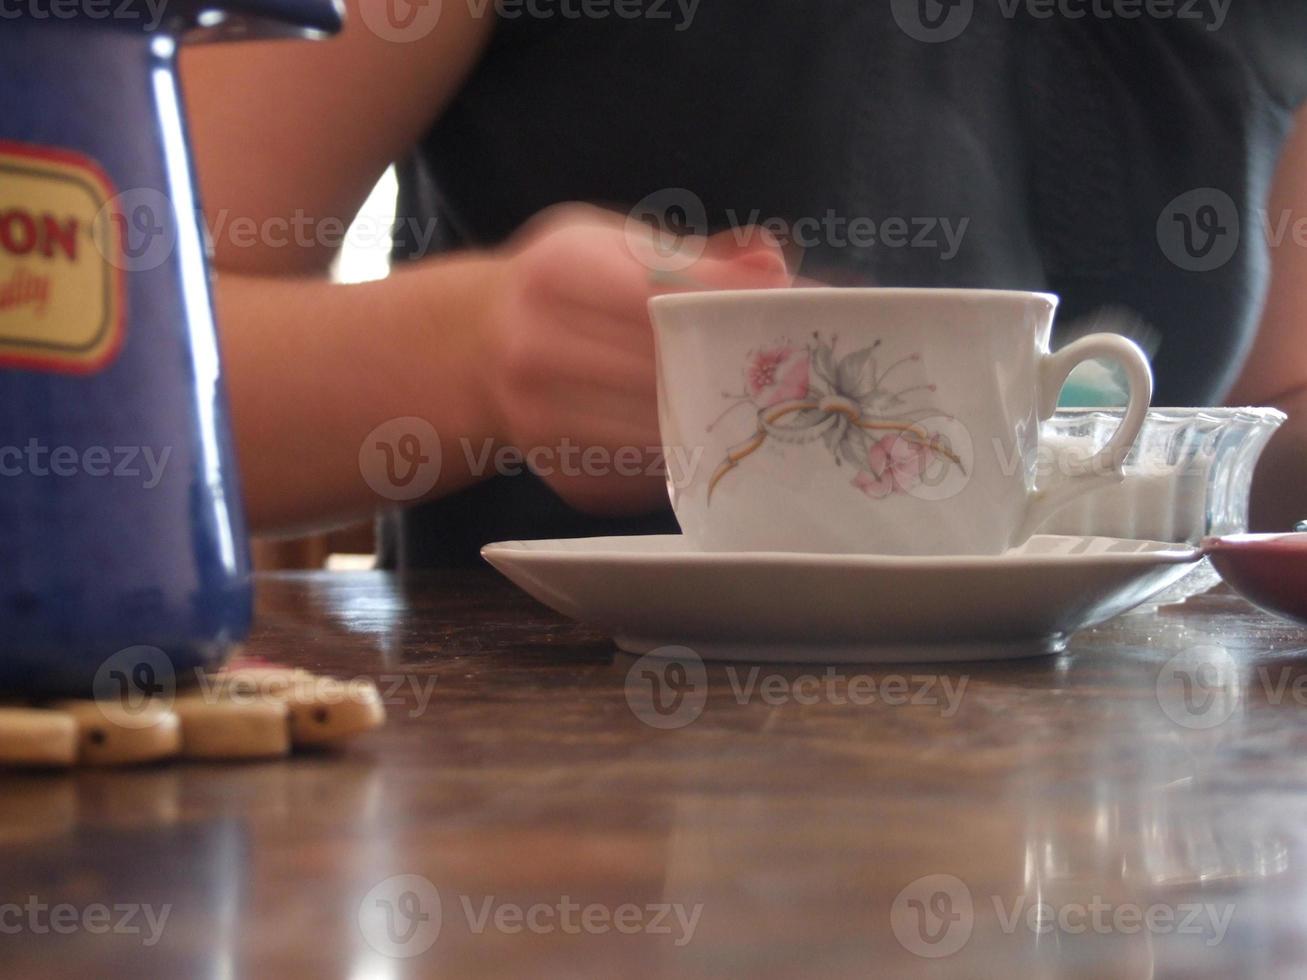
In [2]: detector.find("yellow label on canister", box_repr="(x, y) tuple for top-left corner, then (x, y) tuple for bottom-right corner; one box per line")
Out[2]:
(0, 142), (124, 373)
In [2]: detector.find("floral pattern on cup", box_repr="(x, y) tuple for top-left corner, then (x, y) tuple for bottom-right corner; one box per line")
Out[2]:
(708, 334), (964, 502)
(745, 344), (811, 407)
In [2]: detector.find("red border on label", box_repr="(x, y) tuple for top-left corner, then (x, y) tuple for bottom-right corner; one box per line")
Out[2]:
(0, 138), (127, 376)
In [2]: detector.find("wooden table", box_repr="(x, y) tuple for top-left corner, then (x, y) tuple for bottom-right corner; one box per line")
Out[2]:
(5, 570), (1307, 978)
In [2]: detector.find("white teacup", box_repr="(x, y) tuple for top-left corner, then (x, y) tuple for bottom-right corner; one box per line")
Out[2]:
(649, 288), (1153, 556)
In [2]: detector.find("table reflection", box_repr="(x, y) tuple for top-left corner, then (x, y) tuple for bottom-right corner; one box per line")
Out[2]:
(5, 572), (1307, 978)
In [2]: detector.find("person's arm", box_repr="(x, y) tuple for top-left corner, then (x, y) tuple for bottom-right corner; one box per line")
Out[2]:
(182, 5), (790, 536)
(181, 1), (496, 535)
(1226, 104), (1307, 531)
(210, 258), (502, 535)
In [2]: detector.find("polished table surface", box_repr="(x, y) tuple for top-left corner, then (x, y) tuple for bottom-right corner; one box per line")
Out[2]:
(6, 569), (1307, 978)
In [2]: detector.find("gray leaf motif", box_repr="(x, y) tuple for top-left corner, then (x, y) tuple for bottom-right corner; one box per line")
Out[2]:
(812, 344), (837, 391)
(835, 346), (877, 399)
(837, 425), (872, 470)
(822, 421), (843, 455)
(862, 387), (932, 415)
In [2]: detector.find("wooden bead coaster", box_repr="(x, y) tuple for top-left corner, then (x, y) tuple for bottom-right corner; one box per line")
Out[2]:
(0, 665), (386, 769)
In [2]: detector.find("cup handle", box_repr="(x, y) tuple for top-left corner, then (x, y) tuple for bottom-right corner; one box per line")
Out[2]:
(1016, 333), (1153, 543)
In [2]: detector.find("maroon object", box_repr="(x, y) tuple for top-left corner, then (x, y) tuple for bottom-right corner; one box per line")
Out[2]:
(1204, 533), (1307, 625)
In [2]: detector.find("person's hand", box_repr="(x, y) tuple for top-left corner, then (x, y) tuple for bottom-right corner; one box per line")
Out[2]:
(478, 204), (792, 516)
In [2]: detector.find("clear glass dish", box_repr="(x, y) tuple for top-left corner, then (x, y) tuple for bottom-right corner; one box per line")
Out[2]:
(1039, 408), (1286, 600)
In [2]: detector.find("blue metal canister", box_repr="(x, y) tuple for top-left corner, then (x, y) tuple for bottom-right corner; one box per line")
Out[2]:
(0, 1), (342, 694)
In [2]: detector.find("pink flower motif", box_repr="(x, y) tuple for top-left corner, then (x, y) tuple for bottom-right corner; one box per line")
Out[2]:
(746, 345), (809, 408)
(852, 434), (935, 499)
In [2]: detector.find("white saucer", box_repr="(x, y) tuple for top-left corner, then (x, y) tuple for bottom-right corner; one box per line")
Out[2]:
(481, 535), (1201, 663)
